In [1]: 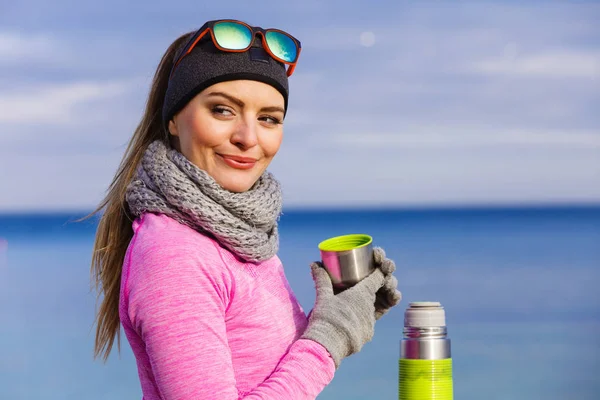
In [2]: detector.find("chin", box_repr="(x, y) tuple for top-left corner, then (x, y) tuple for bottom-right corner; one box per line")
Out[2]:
(217, 174), (260, 193)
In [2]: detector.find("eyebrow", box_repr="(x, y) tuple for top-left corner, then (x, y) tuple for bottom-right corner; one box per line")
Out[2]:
(206, 91), (285, 115)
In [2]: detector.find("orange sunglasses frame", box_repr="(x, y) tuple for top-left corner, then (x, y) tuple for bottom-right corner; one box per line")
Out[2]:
(170, 19), (302, 79)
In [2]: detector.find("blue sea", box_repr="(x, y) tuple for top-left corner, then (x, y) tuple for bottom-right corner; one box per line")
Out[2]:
(0, 206), (599, 400)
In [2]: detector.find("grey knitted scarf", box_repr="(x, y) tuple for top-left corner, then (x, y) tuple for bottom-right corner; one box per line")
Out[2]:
(125, 140), (283, 262)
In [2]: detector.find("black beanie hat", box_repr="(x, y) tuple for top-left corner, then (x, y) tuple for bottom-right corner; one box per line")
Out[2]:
(162, 35), (289, 126)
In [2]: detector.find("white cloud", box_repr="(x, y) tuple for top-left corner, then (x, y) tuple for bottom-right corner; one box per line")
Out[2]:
(327, 129), (600, 149)
(0, 32), (63, 65)
(0, 30), (162, 75)
(0, 151), (123, 211)
(468, 50), (600, 78)
(297, 27), (373, 51)
(0, 3), (599, 210)
(270, 124), (600, 208)
(0, 80), (135, 125)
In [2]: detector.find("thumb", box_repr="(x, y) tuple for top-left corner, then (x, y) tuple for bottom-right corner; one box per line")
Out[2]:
(310, 262), (334, 298)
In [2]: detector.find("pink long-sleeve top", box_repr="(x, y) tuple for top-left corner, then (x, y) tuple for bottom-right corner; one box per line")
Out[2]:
(119, 213), (336, 399)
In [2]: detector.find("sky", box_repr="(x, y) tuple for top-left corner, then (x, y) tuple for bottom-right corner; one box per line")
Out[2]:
(0, 0), (599, 211)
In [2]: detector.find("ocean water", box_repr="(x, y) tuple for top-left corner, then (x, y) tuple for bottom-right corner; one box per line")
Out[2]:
(0, 206), (598, 400)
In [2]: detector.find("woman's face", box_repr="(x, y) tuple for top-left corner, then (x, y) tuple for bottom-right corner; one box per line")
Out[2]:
(168, 80), (285, 192)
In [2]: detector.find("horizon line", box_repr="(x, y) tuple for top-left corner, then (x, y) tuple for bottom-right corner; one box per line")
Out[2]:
(1, 201), (600, 217)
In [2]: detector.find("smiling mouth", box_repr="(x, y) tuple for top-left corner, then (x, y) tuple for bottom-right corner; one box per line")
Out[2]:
(217, 154), (258, 170)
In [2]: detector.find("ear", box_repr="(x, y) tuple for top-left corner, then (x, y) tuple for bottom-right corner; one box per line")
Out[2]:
(168, 119), (179, 137)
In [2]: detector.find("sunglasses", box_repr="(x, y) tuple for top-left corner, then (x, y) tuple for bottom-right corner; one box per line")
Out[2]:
(170, 19), (302, 79)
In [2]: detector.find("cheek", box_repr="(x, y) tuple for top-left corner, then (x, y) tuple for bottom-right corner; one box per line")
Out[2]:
(260, 129), (284, 157)
(181, 110), (224, 148)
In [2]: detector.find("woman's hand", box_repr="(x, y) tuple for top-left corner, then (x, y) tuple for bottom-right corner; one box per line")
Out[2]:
(301, 261), (385, 368)
(301, 246), (402, 368)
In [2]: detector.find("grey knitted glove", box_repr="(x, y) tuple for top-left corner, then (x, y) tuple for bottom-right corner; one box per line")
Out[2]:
(373, 247), (402, 320)
(301, 262), (386, 368)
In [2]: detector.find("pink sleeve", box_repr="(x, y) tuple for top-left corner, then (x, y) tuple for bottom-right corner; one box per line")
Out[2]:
(125, 240), (334, 400)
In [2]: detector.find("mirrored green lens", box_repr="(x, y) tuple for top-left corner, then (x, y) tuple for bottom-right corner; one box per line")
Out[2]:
(265, 31), (297, 62)
(213, 22), (252, 50)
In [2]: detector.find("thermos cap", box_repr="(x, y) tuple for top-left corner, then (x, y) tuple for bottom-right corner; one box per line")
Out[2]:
(404, 302), (446, 328)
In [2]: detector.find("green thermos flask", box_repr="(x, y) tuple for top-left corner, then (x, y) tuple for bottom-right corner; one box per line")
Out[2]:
(399, 302), (453, 399)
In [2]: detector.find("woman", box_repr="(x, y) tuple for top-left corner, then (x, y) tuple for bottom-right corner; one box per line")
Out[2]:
(90, 19), (401, 399)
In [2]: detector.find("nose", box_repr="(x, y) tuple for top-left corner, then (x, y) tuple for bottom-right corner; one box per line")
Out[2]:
(230, 116), (259, 150)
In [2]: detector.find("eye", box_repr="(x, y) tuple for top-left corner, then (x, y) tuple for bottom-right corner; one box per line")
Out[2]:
(212, 106), (234, 116)
(259, 115), (282, 125)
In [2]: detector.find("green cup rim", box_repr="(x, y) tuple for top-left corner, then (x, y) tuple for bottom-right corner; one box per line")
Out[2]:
(318, 234), (373, 252)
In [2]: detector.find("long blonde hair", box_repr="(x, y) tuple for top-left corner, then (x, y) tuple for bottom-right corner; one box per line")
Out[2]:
(89, 32), (191, 361)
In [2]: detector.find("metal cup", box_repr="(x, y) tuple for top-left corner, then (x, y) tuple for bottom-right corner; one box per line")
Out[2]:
(318, 234), (375, 291)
